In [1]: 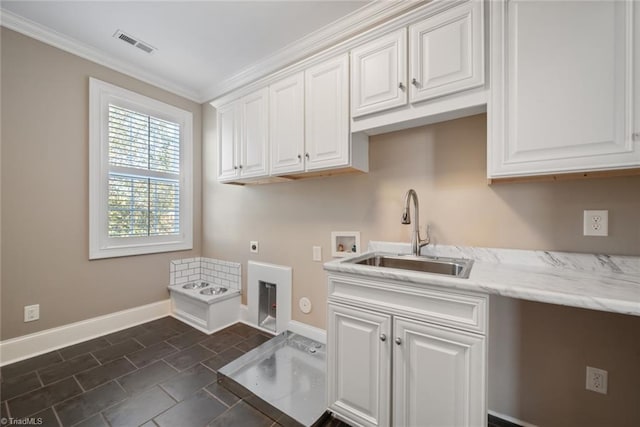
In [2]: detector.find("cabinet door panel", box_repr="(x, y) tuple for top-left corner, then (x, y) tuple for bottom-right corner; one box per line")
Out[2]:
(393, 317), (485, 427)
(489, 0), (639, 177)
(270, 73), (305, 174)
(217, 103), (239, 181)
(351, 28), (407, 117)
(240, 88), (269, 178)
(409, 0), (484, 103)
(328, 303), (390, 427)
(305, 54), (350, 170)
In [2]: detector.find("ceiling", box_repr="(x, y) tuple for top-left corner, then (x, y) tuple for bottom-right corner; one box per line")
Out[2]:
(1, 1), (377, 103)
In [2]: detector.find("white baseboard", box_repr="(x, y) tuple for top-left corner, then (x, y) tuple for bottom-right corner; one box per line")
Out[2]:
(0, 300), (171, 366)
(489, 410), (538, 427)
(288, 320), (326, 344)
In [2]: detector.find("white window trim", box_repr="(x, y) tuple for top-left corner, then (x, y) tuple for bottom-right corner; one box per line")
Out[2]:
(89, 78), (193, 259)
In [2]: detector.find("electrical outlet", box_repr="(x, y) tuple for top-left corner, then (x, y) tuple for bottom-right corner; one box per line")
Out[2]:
(583, 210), (608, 236)
(250, 241), (259, 253)
(24, 304), (40, 322)
(586, 366), (608, 394)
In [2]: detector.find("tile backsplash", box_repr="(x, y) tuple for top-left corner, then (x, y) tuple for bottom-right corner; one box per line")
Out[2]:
(170, 257), (241, 291)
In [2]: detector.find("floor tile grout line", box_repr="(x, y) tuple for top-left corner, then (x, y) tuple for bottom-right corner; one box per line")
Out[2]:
(164, 339), (181, 352)
(87, 352), (102, 367)
(73, 374), (87, 393)
(122, 354), (140, 370)
(47, 375), (108, 419)
(35, 369), (45, 388)
(5, 373), (83, 413)
(156, 383), (179, 404)
(69, 384), (129, 427)
(201, 385), (232, 408)
(199, 361), (218, 375)
(51, 404), (63, 427)
(3, 400), (11, 420)
(131, 337), (146, 349)
(75, 359), (138, 393)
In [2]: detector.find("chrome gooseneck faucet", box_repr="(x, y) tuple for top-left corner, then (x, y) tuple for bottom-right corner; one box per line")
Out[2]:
(401, 189), (430, 256)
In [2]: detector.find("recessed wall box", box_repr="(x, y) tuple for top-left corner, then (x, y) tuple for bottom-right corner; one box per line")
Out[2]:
(331, 231), (361, 257)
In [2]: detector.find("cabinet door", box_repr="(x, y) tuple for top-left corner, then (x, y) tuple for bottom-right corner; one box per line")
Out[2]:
(489, 0), (639, 178)
(270, 73), (305, 175)
(217, 102), (239, 181)
(328, 303), (391, 427)
(239, 88), (269, 178)
(351, 28), (407, 117)
(305, 54), (350, 171)
(409, 0), (484, 103)
(393, 317), (485, 427)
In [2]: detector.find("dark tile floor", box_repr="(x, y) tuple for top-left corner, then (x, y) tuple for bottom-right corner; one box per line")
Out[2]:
(0, 317), (346, 427)
(1, 317), (515, 427)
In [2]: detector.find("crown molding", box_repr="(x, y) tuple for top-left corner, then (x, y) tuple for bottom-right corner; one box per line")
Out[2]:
(209, 0), (460, 108)
(0, 8), (203, 103)
(202, 0), (427, 102)
(1, 1), (430, 105)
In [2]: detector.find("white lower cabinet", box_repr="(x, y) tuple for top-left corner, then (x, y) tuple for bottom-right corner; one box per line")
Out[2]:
(328, 303), (391, 427)
(327, 274), (487, 427)
(393, 317), (485, 427)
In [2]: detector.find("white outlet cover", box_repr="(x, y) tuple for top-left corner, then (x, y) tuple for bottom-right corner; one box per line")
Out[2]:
(583, 210), (608, 237)
(250, 241), (259, 253)
(24, 304), (40, 322)
(586, 366), (608, 394)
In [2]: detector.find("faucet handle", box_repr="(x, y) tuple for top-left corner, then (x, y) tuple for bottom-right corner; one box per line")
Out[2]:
(419, 224), (431, 248)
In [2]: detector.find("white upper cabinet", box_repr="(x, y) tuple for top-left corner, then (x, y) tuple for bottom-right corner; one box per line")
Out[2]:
(217, 53), (367, 184)
(305, 54), (351, 171)
(349, 0), (486, 133)
(489, 0), (640, 179)
(409, 0), (484, 103)
(351, 28), (407, 117)
(217, 88), (269, 182)
(239, 87), (269, 178)
(217, 102), (240, 181)
(270, 72), (305, 175)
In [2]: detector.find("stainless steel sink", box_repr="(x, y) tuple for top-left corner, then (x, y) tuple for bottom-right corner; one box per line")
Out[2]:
(349, 253), (473, 279)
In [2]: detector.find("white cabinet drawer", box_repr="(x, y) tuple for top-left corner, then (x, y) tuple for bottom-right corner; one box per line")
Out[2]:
(328, 273), (487, 334)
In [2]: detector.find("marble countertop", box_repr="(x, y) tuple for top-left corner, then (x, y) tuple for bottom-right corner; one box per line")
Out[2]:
(323, 241), (640, 317)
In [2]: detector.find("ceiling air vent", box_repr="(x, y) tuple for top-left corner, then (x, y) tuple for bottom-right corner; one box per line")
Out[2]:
(113, 30), (156, 54)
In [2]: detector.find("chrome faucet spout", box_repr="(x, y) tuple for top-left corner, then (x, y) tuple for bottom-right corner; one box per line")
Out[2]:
(402, 189), (430, 256)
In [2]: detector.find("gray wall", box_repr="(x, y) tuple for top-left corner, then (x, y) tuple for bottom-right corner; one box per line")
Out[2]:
(1, 28), (203, 340)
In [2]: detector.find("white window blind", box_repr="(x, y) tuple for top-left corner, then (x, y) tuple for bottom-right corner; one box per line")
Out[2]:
(107, 105), (181, 238)
(89, 78), (193, 259)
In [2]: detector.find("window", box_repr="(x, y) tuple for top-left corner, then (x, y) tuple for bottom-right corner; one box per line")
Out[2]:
(89, 78), (193, 259)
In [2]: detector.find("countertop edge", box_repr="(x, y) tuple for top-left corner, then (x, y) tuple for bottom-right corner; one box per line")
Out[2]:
(324, 250), (640, 317)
